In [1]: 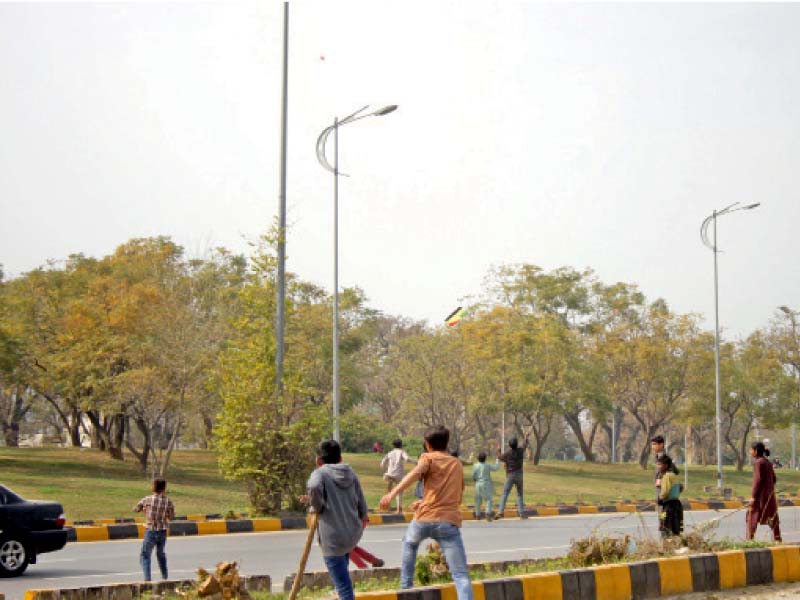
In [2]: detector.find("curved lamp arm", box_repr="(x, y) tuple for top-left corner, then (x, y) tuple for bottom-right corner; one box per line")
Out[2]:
(316, 105), (398, 175)
(700, 202), (760, 251)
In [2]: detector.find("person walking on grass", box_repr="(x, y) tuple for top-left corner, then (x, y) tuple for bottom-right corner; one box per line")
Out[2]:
(301, 440), (369, 600)
(134, 477), (175, 582)
(379, 425), (473, 600)
(747, 441), (782, 542)
(656, 455), (684, 538)
(380, 438), (417, 513)
(495, 429), (531, 520)
(472, 452), (500, 521)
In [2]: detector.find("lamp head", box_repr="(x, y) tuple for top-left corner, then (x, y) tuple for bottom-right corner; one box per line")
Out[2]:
(780, 305), (792, 315)
(373, 105), (398, 116)
(743, 202), (761, 210)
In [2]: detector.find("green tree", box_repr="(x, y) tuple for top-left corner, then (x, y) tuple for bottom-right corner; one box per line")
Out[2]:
(212, 235), (327, 513)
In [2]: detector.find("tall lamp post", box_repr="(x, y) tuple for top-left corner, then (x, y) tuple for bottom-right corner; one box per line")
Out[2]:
(779, 305), (800, 470)
(700, 201), (760, 492)
(316, 104), (398, 441)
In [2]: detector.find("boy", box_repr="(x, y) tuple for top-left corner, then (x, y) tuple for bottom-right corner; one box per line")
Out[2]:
(379, 425), (473, 600)
(380, 438), (416, 513)
(304, 440), (369, 600)
(134, 477), (175, 582)
(472, 452), (500, 520)
(496, 430), (531, 519)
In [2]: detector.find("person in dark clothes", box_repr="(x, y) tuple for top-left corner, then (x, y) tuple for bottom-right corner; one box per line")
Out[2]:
(495, 429), (531, 520)
(747, 442), (782, 541)
(656, 455), (683, 538)
(301, 440), (369, 600)
(651, 434), (677, 531)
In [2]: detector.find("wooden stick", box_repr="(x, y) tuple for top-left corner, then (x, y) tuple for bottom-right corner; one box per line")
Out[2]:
(288, 512), (319, 600)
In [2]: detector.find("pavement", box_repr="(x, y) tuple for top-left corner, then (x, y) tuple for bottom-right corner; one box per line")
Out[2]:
(6, 507), (800, 600)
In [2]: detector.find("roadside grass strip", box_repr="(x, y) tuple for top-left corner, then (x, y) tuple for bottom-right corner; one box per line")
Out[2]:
(66, 496), (800, 542)
(24, 545), (800, 600)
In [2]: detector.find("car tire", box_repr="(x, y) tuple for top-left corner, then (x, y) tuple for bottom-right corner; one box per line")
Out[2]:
(0, 534), (30, 577)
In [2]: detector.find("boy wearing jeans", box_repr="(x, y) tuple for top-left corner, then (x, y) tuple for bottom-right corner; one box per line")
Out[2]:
(134, 477), (175, 581)
(380, 425), (473, 600)
(303, 440), (369, 600)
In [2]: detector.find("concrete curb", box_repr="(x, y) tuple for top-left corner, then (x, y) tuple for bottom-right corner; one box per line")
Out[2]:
(65, 498), (800, 543)
(23, 574), (271, 600)
(349, 545), (800, 600)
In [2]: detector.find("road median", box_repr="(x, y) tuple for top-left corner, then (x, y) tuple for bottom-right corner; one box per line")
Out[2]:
(65, 496), (800, 543)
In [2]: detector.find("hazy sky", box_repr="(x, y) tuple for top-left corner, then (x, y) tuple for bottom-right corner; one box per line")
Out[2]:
(1, 2), (798, 338)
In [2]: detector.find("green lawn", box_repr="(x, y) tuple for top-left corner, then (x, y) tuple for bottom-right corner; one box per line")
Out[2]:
(1, 448), (798, 521)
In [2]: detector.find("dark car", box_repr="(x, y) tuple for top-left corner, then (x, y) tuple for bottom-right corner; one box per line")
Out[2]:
(0, 484), (67, 577)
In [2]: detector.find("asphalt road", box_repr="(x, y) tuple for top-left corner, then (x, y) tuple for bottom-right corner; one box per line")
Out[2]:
(5, 508), (800, 600)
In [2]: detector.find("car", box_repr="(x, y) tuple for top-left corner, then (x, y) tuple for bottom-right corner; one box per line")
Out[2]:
(0, 484), (68, 577)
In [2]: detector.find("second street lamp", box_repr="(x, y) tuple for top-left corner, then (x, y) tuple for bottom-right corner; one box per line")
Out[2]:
(700, 201), (760, 492)
(779, 305), (800, 470)
(316, 104), (398, 442)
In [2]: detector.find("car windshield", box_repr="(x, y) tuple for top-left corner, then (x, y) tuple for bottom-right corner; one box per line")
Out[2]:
(0, 484), (24, 504)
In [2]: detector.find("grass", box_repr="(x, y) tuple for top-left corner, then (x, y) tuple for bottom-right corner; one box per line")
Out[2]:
(146, 537), (779, 600)
(1, 447), (799, 520)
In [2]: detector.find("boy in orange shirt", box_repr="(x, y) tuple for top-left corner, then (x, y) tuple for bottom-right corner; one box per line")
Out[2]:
(380, 425), (473, 600)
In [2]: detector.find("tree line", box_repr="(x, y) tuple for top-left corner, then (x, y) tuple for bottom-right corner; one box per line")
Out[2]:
(1, 234), (798, 511)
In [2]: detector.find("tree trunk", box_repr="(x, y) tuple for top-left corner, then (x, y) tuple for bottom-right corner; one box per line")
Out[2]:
(69, 407), (83, 446)
(126, 416), (151, 474)
(86, 410), (125, 460)
(637, 424), (658, 469)
(0, 388), (30, 447)
(563, 412), (596, 462)
(158, 419), (181, 477)
(601, 422), (613, 463)
(3, 422), (19, 446)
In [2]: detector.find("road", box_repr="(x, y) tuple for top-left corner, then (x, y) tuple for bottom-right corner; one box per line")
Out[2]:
(5, 508), (800, 600)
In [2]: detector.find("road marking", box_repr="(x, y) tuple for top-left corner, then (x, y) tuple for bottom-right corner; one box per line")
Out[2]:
(43, 568), (198, 581)
(37, 558), (78, 563)
(44, 572), (140, 580)
(471, 545), (570, 554)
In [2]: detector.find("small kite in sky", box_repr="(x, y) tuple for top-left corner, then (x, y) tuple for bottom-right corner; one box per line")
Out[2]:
(445, 306), (466, 327)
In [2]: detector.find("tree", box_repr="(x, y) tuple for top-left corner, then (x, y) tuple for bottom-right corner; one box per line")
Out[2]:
(388, 329), (479, 452)
(597, 298), (697, 468)
(213, 235), (328, 513)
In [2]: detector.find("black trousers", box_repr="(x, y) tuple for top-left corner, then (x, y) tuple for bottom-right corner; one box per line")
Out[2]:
(660, 499), (683, 537)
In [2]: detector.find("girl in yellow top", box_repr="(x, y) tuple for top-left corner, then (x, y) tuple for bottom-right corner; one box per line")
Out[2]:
(657, 455), (684, 537)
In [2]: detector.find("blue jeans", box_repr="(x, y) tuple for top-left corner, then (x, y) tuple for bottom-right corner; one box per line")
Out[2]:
(323, 554), (353, 600)
(140, 529), (168, 581)
(401, 521), (473, 600)
(498, 471), (525, 516)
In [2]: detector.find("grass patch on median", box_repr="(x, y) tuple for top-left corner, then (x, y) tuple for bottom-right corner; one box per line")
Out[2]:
(2, 447), (799, 520)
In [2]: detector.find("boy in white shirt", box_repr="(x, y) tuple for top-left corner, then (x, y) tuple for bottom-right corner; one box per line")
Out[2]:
(380, 439), (416, 513)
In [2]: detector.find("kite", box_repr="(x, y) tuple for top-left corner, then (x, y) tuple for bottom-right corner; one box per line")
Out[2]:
(444, 306), (466, 327)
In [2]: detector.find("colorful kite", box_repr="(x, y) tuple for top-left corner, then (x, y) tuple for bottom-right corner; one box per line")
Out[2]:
(444, 306), (466, 327)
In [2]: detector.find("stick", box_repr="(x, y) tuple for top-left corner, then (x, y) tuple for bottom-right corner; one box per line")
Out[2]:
(288, 512), (319, 600)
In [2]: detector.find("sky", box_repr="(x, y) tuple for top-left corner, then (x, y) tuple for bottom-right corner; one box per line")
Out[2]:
(1, 1), (798, 339)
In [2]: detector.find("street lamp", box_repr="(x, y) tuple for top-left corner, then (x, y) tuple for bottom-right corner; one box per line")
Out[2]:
(316, 104), (398, 442)
(779, 305), (800, 469)
(700, 201), (760, 492)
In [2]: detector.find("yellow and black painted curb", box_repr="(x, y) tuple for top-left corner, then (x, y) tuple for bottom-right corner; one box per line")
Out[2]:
(65, 497), (800, 543)
(352, 545), (800, 600)
(23, 574), (271, 600)
(24, 547), (800, 600)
